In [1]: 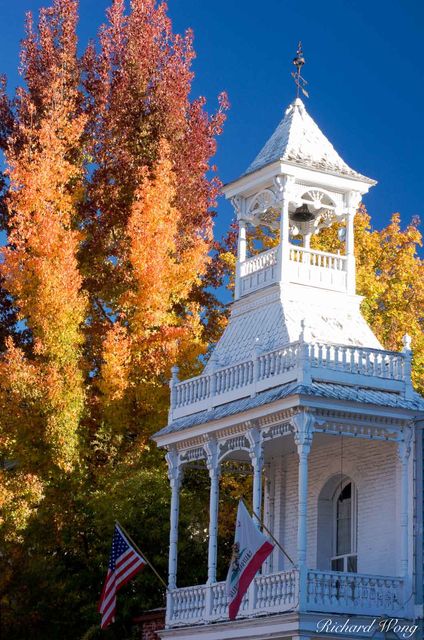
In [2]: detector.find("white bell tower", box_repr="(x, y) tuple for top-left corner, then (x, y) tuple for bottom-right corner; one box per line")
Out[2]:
(209, 96), (380, 371)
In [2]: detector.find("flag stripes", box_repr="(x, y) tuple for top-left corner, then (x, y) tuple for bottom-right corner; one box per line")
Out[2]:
(99, 524), (146, 629)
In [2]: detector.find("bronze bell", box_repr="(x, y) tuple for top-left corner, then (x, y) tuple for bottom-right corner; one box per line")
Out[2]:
(291, 203), (315, 223)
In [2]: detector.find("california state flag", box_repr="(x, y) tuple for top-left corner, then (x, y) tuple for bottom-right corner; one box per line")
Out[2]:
(226, 501), (274, 620)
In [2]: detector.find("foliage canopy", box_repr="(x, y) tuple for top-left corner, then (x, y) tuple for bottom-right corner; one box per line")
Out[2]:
(0, 2), (422, 639)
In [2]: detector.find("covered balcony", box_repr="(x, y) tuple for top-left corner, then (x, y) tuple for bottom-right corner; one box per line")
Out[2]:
(161, 411), (415, 629)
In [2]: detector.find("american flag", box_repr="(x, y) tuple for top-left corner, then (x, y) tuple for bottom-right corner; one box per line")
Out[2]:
(99, 524), (146, 629)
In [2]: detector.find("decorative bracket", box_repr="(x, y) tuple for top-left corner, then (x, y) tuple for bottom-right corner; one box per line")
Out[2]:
(204, 436), (220, 479)
(273, 173), (295, 198)
(247, 425), (264, 471)
(230, 195), (244, 220)
(397, 424), (413, 465)
(345, 190), (362, 216)
(166, 447), (183, 489)
(292, 411), (315, 456)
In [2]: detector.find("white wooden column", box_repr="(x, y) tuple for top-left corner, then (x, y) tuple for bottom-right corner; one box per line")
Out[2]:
(205, 438), (220, 584)
(414, 419), (424, 608)
(248, 426), (264, 526)
(275, 460), (286, 572)
(345, 190), (360, 295)
(246, 426), (264, 612)
(166, 449), (183, 590)
(397, 430), (412, 577)
(274, 174), (294, 284)
(292, 411), (315, 610)
(238, 219), (247, 262)
(263, 462), (272, 574)
(235, 219), (247, 299)
(232, 194), (246, 300)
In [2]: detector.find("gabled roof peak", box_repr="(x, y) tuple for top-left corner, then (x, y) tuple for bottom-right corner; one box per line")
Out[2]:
(245, 98), (375, 184)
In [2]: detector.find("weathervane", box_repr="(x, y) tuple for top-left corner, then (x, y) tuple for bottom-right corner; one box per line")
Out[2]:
(292, 41), (309, 99)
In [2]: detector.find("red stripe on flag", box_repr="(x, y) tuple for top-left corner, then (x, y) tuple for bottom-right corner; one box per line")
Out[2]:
(116, 557), (145, 588)
(228, 540), (274, 620)
(98, 569), (114, 612)
(100, 571), (118, 612)
(115, 548), (133, 567)
(99, 525), (147, 629)
(100, 578), (116, 615)
(116, 552), (141, 577)
(117, 561), (145, 590)
(100, 599), (116, 630)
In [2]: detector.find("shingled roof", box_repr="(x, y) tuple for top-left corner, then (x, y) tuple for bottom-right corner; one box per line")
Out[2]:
(245, 98), (375, 184)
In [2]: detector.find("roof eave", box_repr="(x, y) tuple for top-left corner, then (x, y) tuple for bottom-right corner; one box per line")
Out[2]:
(223, 158), (377, 200)
(152, 390), (421, 449)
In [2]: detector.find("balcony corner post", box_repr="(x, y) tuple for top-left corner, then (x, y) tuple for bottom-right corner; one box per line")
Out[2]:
(402, 334), (414, 400)
(297, 320), (312, 385)
(208, 354), (218, 411)
(251, 338), (261, 398)
(292, 411), (315, 611)
(168, 365), (179, 424)
(165, 590), (174, 628)
(204, 583), (213, 619)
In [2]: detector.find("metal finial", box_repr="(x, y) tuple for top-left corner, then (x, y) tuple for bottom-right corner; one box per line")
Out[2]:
(292, 41), (309, 99)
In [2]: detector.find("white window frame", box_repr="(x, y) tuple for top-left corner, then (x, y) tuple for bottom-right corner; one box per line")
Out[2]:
(331, 479), (358, 572)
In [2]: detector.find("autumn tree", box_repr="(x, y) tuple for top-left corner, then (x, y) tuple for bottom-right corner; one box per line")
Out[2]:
(0, 0), (86, 516)
(0, 1), (226, 638)
(81, 0), (227, 460)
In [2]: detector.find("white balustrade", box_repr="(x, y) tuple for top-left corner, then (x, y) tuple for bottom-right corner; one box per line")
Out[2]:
(240, 246), (278, 277)
(170, 341), (408, 420)
(170, 585), (206, 623)
(237, 244), (353, 298)
(239, 247), (279, 295)
(289, 245), (347, 271)
(169, 570), (297, 627)
(289, 245), (348, 292)
(308, 343), (405, 380)
(307, 571), (405, 616)
(257, 343), (299, 381)
(167, 570), (406, 627)
(255, 569), (298, 612)
(210, 582), (228, 618)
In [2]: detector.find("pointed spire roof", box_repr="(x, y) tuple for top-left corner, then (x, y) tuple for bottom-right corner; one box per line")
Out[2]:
(245, 98), (375, 183)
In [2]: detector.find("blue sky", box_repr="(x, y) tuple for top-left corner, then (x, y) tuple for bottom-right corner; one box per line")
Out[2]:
(1, 0), (423, 243)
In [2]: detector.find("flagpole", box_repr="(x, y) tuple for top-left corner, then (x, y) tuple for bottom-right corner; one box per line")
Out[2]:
(250, 509), (296, 567)
(116, 521), (169, 592)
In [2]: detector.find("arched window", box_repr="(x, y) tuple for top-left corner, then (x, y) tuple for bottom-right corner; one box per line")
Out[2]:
(331, 480), (357, 573)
